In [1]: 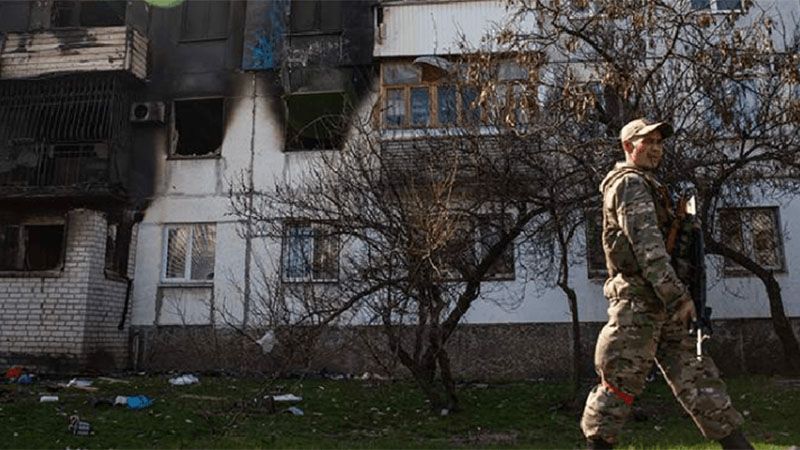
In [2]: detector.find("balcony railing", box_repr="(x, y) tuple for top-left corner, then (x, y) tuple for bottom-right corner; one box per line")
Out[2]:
(0, 25), (147, 80)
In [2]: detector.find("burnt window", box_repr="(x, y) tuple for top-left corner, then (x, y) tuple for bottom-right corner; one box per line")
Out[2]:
(51, 1), (126, 28)
(180, 0), (229, 41)
(289, 0), (341, 34)
(0, 223), (65, 271)
(719, 207), (785, 276)
(173, 99), (224, 157)
(285, 92), (348, 151)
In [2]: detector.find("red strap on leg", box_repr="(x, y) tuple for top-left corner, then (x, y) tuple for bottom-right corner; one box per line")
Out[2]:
(603, 379), (634, 406)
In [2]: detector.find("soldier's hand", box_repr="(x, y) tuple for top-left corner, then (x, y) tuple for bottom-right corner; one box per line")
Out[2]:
(671, 296), (696, 328)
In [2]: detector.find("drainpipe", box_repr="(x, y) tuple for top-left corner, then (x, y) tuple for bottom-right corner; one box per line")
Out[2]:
(242, 72), (257, 328)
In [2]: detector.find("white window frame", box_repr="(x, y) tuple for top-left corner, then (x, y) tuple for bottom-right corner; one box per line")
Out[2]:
(161, 223), (216, 283)
(281, 221), (340, 283)
(692, 0), (745, 14)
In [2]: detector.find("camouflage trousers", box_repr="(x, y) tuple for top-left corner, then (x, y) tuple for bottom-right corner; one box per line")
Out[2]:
(580, 295), (744, 444)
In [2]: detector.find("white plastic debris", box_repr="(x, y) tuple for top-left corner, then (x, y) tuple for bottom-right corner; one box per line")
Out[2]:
(67, 378), (93, 388)
(271, 394), (302, 402)
(168, 374), (199, 386)
(256, 330), (276, 354)
(40, 395), (59, 402)
(285, 406), (304, 416)
(114, 395), (128, 406)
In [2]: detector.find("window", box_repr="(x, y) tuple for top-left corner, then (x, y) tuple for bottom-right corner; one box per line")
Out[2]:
(381, 62), (484, 129)
(289, 0), (341, 34)
(691, 0), (743, 12)
(284, 92), (348, 151)
(476, 215), (515, 279)
(435, 214), (516, 281)
(51, 0), (126, 28)
(180, 0), (229, 41)
(162, 224), (216, 282)
(0, 222), (65, 271)
(718, 207), (784, 275)
(172, 99), (224, 157)
(585, 209), (607, 279)
(282, 222), (339, 282)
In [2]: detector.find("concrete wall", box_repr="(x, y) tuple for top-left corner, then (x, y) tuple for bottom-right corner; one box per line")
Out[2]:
(0, 209), (133, 372)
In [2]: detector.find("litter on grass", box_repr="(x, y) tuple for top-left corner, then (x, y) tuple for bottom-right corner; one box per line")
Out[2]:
(169, 374), (199, 386)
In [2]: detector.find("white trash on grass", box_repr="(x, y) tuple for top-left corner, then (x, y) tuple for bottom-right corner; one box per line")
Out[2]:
(168, 374), (199, 386)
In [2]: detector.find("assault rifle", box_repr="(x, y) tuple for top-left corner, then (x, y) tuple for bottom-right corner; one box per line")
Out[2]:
(666, 188), (712, 360)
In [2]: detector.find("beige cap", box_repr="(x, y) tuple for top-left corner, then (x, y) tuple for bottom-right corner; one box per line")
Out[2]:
(619, 118), (673, 144)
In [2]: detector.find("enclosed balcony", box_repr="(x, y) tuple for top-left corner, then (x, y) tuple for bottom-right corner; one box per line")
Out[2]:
(0, 25), (147, 81)
(0, 73), (132, 199)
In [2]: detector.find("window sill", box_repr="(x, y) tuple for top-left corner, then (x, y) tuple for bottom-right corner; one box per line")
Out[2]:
(104, 270), (129, 282)
(0, 269), (63, 278)
(167, 153), (222, 161)
(158, 281), (214, 288)
(282, 279), (339, 285)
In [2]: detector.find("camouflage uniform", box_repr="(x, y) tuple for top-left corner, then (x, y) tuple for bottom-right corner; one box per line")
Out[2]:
(580, 162), (744, 444)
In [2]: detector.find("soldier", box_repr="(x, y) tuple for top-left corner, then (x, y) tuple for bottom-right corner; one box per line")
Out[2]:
(580, 119), (753, 449)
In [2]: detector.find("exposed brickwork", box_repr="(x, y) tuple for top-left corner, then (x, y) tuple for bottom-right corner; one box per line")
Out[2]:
(0, 209), (135, 372)
(132, 318), (800, 379)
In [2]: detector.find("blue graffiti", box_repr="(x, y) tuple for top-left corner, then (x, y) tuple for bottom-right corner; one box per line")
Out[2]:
(246, 0), (287, 70)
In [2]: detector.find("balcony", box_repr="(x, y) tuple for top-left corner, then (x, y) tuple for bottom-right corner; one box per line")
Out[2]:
(0, 73), (132, 200)
(0, 25), (147, 81)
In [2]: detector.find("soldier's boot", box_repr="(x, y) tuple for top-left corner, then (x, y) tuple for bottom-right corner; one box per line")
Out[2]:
(586, 438), (613, 450)
(717, 430), (754, 450)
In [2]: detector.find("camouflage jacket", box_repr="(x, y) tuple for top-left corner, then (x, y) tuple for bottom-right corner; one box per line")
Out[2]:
(599, 162), (690, 310)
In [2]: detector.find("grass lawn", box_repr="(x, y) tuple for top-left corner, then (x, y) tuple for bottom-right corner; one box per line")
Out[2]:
(0, 374), (797, 449)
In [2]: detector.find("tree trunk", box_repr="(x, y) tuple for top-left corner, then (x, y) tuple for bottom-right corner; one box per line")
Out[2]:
(559, 281), (582, 397)
(706, 237), (800, 374)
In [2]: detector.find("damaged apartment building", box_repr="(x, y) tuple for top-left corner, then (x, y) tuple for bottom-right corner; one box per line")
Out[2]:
(1, 0), (799, 377)
(0, 0), (376, 372)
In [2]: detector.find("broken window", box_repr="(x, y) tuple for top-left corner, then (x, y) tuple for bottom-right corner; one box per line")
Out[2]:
(51, 1), (127, 28)
(0, 222), (65, 271)
(163, 223), (216, 282)
(180, 0), (229, 41)
(40, 143), (109, 186)
(173, 99), (224, 157)
(719, 207), (784, 275)
(282, 221), (339, 282)
(289, 0), (341, 34)
(284, 92), (348, 151)
(584, 208), (606, 279)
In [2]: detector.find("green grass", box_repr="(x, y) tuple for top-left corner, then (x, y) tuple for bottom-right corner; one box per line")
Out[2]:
(0, 375), (797, 448)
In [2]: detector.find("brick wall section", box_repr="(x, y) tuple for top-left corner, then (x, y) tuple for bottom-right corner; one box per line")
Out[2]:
(0, 209), (134, 372)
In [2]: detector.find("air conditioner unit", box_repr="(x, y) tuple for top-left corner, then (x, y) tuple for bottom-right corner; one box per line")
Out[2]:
(130, 101), (166, 124)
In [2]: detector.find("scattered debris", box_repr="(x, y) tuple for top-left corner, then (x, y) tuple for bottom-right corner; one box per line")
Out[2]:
(359, 372), (388, 381)
(5, 366), (23, 381)
(40, 395), (59, 403)
(68, 415), (92, 436)
(126, 395), (153, 410)
(114, 395), (128, 406)
(169, 374), (199, 386)
(91, 397), (115, 408)
(285, 406), (304, 416)
(16, 374), (34, 385)
(59, 379), (98, 392)
(271, 394), (302, 402)
(440, 408), (449, 416)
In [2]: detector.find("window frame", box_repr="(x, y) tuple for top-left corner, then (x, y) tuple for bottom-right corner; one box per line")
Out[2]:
(50, 0), (127, 29)
(281, 220), (340, 284)
(161, 223), (217, 284)
(179, 0), (230, 43)
(584, 208), (607, 280)
(718, 206), (786, 277)
(691, 0), (745, 14)
(0, 218), (67, 275)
